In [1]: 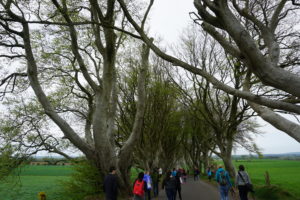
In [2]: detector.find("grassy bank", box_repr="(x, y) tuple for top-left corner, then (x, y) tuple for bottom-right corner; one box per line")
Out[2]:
(235, 159), (300, 198)
(0, 165), (72, 200)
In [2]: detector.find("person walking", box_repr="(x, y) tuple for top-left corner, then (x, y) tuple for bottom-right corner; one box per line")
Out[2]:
(143, 171), (152, 200)
(133, 172), (147, 200)
(152, 167), (160, 198)
(174, 171), (182, 200)
(215, 166), (232, 200)
(172, 168), (177, 177)
(235, 165), (252, 200)
(162, 171), (176, 200)
(207, 167), (212, 182)
(182, 169), (187, 183)
(194, 167), (200, 181)
(159, 168), (163, 178)
(103, 166), (119, 200)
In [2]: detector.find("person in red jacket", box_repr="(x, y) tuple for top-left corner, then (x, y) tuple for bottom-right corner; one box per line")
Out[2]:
(133, 172), (147, 200)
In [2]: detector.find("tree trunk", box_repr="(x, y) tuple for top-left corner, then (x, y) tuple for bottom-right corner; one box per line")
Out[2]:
(118, 165), (132, 196)
(203, 150), (209, 172)
(199, 160), (203, 174)
(222, 153), (236, 178)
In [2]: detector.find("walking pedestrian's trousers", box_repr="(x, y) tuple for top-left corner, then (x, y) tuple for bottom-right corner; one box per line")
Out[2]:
(219, 185), (230, 200)
(133, 194), (143, 200)
(238, 185), (249, 200)
(165, 188), (176, 200)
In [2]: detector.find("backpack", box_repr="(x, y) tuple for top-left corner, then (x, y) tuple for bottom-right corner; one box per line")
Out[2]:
(133, 180), (144, 196)
(219, 171), (227, 186)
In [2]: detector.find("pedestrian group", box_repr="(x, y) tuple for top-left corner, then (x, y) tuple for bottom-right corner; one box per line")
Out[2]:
(103, 165), (253, 200)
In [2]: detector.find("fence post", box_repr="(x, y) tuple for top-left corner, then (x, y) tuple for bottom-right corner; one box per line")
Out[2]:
(38, 192), (46, 200)
(264, 171), (271, 186)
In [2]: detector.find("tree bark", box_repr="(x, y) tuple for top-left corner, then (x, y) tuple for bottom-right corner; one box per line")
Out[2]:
(117, 44), (149, 194)
(222, 153), (236, 178)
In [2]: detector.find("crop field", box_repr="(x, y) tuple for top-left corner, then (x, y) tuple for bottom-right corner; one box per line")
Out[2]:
(233, 159), (300, 198)
(0, 165), (73, 200)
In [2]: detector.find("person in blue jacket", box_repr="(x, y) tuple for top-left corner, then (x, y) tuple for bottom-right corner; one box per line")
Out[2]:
(207, 167), (212, 181)
(143, 171), (152, 200)
(215, 166), (232, 200)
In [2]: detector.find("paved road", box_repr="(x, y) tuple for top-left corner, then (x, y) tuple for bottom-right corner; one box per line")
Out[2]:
(157, 179), (220, 200)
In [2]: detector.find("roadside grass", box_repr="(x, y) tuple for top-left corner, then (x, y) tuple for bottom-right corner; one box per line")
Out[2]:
(130, 167), (144, 183)
(235, 159), (300, 199)
(209, 159), (300, 199)
(0, 165), (72, 200)
(0, 175), (67, 200)
(0, 165), (142, 200)
(254, 185), (298, 200)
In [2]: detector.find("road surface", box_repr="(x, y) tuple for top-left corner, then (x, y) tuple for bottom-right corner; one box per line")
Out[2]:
(157, 179), (220, 200)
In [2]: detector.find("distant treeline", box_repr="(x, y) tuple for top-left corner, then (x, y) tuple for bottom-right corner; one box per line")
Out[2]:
(25, 156), (85, 165)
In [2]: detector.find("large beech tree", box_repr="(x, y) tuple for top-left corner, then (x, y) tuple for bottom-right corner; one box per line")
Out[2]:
(0, 0), (149, 194)
(172, 28), (256, 176)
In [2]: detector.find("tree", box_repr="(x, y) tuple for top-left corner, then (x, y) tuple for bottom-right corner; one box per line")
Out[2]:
(0, 0), (148, 194)
(180, 106), (215, 174)
(0, 145), (23, 181)
(170, 27), (257, 176)
(194, 0), (300, 142)
(117, 54), (184, 171)
(117, 0), (300, 142)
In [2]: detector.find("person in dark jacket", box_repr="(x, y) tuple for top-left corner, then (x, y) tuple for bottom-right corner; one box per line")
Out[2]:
(152, 167), (160, 197)
(174, 170), (182, 200)
(162, 171), (176, 200)
(194, 167), (200, 181)
(103, 166), (119, 200)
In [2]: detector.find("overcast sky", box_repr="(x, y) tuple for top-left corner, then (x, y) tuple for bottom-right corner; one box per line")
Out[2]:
(147, 0), (300, 155)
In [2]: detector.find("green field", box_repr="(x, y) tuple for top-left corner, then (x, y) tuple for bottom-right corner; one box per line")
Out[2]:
(0, 159), (299, 200)
(234, 159), (300, 199)
(0, 165), (73, 200)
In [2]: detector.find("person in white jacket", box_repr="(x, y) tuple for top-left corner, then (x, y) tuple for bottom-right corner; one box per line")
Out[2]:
(235, 165), (252, 200)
